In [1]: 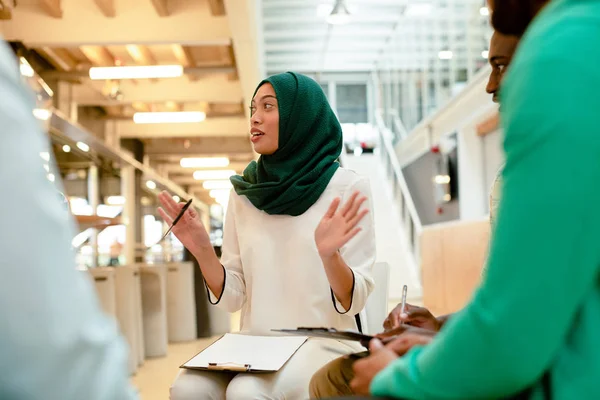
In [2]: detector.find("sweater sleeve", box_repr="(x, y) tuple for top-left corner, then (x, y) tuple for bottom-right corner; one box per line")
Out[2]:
(332, 176), (376, 315)
(206, 192), (247, 312)
(371, 56), (600, 398)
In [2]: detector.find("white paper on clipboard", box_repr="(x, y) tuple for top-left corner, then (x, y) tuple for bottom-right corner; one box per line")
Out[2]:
(182, 334), (308, 372)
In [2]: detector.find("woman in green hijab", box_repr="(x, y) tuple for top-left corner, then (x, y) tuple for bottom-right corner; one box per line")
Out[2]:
(159, 72), (376, 400)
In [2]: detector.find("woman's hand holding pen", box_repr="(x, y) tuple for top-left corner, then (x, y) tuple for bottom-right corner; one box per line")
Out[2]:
(158, 191), (225, 297)
(157, 191), (212, 257)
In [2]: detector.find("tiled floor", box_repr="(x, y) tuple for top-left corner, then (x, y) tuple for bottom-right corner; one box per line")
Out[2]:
(131, 338), (216, 400)
(132, 311), (240, 400)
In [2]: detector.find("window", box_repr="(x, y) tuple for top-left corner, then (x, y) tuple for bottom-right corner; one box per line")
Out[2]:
(336, 84), (368, 124)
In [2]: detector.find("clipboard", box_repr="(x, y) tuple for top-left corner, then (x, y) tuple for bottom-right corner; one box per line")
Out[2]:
(272, 327), (375, 343)
(180, 333), (308, 373)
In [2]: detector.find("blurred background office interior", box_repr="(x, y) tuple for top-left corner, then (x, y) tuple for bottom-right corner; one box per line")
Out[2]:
(1, 0), (504, 398)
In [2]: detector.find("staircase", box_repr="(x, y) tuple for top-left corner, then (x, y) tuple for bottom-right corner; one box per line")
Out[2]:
(341, 151), (422, 303)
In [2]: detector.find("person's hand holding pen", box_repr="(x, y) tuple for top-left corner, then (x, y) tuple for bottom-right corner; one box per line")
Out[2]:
(383, 285), (442, 333)
(157, 191), (212, 257)
(157, 191), (225, 297)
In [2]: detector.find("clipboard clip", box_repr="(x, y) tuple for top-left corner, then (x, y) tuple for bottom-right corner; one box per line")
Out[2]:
(207, 362), (251, 372)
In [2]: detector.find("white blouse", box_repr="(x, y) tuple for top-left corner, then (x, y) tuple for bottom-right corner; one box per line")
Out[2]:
(208, 167), (376, 334)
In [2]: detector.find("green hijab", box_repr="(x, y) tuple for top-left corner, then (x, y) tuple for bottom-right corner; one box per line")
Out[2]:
(230, 72), (343, 216)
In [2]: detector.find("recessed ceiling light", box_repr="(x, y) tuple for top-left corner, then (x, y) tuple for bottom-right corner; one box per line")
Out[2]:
(193, 170), (236, 181)
(133, 111), (206, 124)
(438, 50), (453, 60)
(89, 65), (184, 80)
(405, 3), (433, 17)
(19, 57), (34, 77)
(33, 108), (51, 120)
(180, 157), (230, 168)
(203, 180), (233, 190)
(76, 142), (90, 152)
(327, 0), (351, 25)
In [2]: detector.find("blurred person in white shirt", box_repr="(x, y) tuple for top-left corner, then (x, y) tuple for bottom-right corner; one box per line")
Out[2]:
(0, 39), (137, 400)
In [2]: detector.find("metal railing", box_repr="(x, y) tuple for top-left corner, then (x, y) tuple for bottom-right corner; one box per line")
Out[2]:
(375, 111), (422, 267)
(388, 109), (409, 142)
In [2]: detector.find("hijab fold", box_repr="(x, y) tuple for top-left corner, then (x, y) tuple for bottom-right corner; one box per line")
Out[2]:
(230, 72), (343, 216)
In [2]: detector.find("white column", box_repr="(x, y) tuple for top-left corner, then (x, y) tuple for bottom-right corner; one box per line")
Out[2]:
(407, 72), (418, 129)
(367, 74), (375, 125)
(328, 81), (337, 116)
(448, 0), (457, 95)
(466, 12), (475, 81)
(433, 20), (443, 110)
(421, 69), (430, 120)
(88, 165), (99, 268)
(121, 166), (136, 265)
(400, 69), (409, 128)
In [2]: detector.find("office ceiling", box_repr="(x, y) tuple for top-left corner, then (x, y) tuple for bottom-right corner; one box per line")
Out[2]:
(262, 0), (491, 75)
(0, 0), (262, 205)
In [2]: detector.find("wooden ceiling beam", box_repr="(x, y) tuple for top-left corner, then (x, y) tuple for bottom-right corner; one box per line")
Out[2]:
(93, 0), (116, 17)
(171, 44), (198, 81)
(38, 47), (77, 71)
(207, 0), (226, 16)
(227, 44), (238, 81)
(40, 0), (63, 18)
(150, 0), (170, 17)
(80, 46), (115, 66)
(125, 45), (157, 83)
(104, 105), (124, 117)
(132, 102), (151, 112)
(171, 44), (194, 67)
(0, 3), (12, 20)
(125, 45), (157, 65)
(165, 101), (183, 112)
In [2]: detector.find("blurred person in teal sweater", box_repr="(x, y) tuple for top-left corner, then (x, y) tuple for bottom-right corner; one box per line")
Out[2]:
(347, 0), (600, 398)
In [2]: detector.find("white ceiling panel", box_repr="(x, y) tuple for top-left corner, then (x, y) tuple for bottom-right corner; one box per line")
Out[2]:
(261, 0), (492, 74)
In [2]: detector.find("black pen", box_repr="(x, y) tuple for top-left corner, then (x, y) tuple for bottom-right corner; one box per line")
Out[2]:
(170, 198), (193, 228)
(155, 198), (193, 245)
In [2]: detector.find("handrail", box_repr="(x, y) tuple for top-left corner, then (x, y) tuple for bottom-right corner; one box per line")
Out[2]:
(387, 109), (409, 140)
(392, 115), (408, 140)
(375, 111), (422, 235)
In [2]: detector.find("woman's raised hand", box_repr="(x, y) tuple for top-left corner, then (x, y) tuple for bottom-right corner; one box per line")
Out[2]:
(314, 191), (369, 259)
(157, 191), (212, 256)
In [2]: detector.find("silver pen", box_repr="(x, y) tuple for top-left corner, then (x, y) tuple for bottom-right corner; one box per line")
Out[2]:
(400, 285), (408, 319)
